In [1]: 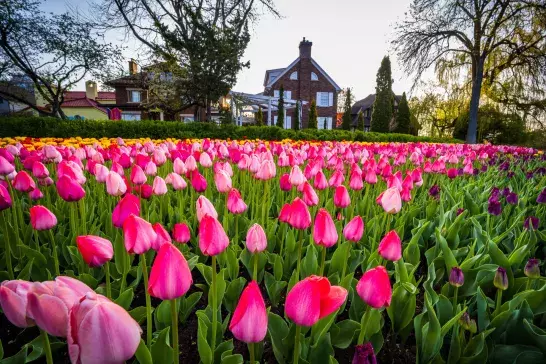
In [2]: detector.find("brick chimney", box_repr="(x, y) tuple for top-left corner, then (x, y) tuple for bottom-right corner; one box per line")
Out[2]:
(128, 59), (138, 75)
(299, 37), (312, 59)
(85, 80), (98, 100)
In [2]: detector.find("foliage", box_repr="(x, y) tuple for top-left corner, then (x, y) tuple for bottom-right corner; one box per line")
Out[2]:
(218, 106), (234, 125)
(307, 99), (318, 129)
(293, 101), (300, 131)
(371, 56), (394, 133)
(356, 111), (365, 131)
(276, 85), (285, 128)
(394, 92), (411, 134)
(341, 88), (353, 130)
(255, 108), (264, 127)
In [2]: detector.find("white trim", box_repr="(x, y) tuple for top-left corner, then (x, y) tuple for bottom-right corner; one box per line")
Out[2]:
(266, 57), (342, 92)
(290, 71), (298, 80)
(265, 58), (299, 88)
(311, 72), (319, 81)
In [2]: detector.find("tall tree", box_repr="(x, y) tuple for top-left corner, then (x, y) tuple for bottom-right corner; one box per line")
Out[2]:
(293, 100), (300, 130)
(341, 88), (353, 130)
(276, 85), (285, 128)
(307, 99), (317, 129)
(357, 110), (365, 131)
(98, 0), (278, 121)
(393, 0), (546, 143)
(0, 0), (121, 118)
(394, 92), (411, 134)
(371, 56), (394, 133)
(255, 107), (263, 126)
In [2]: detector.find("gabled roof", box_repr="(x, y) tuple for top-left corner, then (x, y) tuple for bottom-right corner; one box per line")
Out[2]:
(351, 94), (403, 115)
(65, 91), (116, 100)
(264, 57), (341, 92)
(61, 97), (107, 114)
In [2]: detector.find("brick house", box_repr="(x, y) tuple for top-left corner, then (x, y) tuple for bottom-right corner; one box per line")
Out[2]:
(263, 38), (341, 129)
(351, 94), (403, 131)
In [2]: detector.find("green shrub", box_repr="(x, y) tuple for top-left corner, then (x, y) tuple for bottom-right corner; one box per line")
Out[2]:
(0, 116), (463, 143)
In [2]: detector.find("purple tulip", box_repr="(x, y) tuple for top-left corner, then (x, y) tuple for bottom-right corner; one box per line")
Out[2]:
(488, 200), (502, 216)
(524, 216), (539, 230)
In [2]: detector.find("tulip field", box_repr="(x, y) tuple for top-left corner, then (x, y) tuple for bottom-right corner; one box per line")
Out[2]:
(1, 136), (546, 364)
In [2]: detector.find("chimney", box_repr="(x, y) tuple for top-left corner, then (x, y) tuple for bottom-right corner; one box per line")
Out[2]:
(85, 80), (98, 100)
(299, 37), (312, 59)
(128, 59), (138, 75)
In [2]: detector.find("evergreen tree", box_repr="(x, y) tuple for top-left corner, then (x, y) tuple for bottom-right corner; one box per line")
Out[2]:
(307, 99), (318, 129)
(255, 107), (263, 126)
(293, 101), (300, 130)
(322, 118), (328, 130)
(371, 56), (394, 133)
(394, 92), (411, 133)
(276, 85), (285, 128)
(341, 88), (353, 130)
(357, 110), (365, 131)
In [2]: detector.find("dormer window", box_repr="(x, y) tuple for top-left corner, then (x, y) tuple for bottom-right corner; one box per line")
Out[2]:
(290, 71), (298, 80)
(311, 72), (318, 81)
(128, 90), (142, 103)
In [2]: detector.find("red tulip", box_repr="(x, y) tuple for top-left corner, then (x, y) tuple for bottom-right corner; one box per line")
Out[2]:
(0, 184), (12, 211)
(112, 193), (140, 228)
(379, 187), (401, 214)
(198, 214), (229, 256)
(227, 188), (248, 214)
(32, 161), (49, 179)
(279, 173), (292, 191)
(447, 168), (458, 179)
(13, 171), (35, 192)
(343, 216), (364, 242)
(356, 266), (392, 309)
(191, 170), (207, 192)
(130, 165), (147, 185)
(334, 185), (351, 208)
(214, 170), (232, 193)
(0, 155), (15, 175)
(288, 197), (312, 230)
(196, 195), (218, 222)
(313, 209), (338, 248)
(29, 205), (57, 230)
(56, 175), (86, 202)
(172, 223), (191, 244)
(285, 275), (347, 326)
(246, 223), (267, 253)
(378, 230), (402, 261)
(152, 223), (172, 250)
(122, 215), (156, 254)
(76, 235), (114, 268)
(0, 280), (34, 328)
(229, 281), (268, 343)
(148, 243), (193, 300)
(68, 291), (142, 364)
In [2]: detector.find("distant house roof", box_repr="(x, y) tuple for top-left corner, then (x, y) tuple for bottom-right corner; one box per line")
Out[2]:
(263, 58), (342, 92)
(104, 74), (145, 87)
(61, 97), (107, 114)
(351, 94), (403, 115)
(263, 68), (285, 87)
(65, 91), (116, 100)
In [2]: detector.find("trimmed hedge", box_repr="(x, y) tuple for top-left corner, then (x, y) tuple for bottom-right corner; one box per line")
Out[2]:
(0, 116), (462, 143)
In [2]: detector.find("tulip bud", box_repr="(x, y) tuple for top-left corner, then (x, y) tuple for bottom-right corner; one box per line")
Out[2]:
(343, 216), (364, 242)
(0, 155), (15, 176)
(227, 188), (248, 214)
(172, 222), (191, 244)
(32, 161), (49, 179)
(449, 267), (464, 287)
(524, 258), (540, 279)
(524, 216), (539, 230)
(0, 280), (34, 328)
(196, 195), (218, 222)
(314, 170), (328, 190)
(106, 171), (127, 196)
(356, 266), (392, 309)
(13, 171), (36, 192)
(380, 187), (401, 214)
(199, 215), (229, 256)
(352, 342), (377, 364)
(301, 181), (319, 206)
(214, 170), (232, 193)
(377, 230), (402, 261)
(459, 312), (471, 331)
(29, 205), (57, 230)
(334, 185), (351, 209)
(279, 173), (292, 191)
(148, 243), (192, 300)
(122, 215), (156, 254)
(190, 170), (207, 192)
(278, 203), (291, 223)
(229, 281), (268, 343)
(313, 208), (338, 248)
(56, 175), (86, 202)
(112, 193), (140, 228)
(246, 223), (267, 253)
(0, 184), (12, 211)
(493, 267), (509, 290)
(288, 197), (312, 230)
(130, 165), (147, 185)
(152, 223), (172, 250)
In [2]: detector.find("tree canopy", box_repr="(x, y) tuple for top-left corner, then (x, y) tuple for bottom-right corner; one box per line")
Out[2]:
(371, 56), (394, 133)
(341, 88), (353, 130)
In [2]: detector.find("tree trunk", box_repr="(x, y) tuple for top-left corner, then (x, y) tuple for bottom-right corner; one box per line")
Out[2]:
(206, 99), (212, 121)
(466, 57), (484, 144)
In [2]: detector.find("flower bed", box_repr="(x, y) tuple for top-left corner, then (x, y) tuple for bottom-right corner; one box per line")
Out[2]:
(0, 137), (545, 364)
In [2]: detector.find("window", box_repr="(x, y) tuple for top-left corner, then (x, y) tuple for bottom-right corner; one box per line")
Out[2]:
(274, 115), (292, 129)
(316, 92), (333, 107)
(270, 76), (277, 83)
(181, 114), (194, 122)
(290, 71), (298, 80)
(122, 112), (141, 121)
(129, 90), (141, 103)
(274, 90), (291, 99)
(311, 72), (318, 81)
(365, 108), (371, 117)
(317, 117), (333, 130)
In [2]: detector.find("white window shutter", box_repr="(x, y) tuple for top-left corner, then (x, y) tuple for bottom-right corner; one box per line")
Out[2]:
(316, 92), (322, 106)
(285, 116), (291, 129)
(327, 117), (332, 129)
(329, 93), (334, 107)
(274, 116), (278, 124)
(286, 91), (292, 100)
(274, 90), (279, 98)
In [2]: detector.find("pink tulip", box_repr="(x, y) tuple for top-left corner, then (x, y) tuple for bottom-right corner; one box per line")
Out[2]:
(313, 209), (338, 248)
(343, 216), (364, 242)
(289, 165), (306, 186)
(349, 170), (363, 190)
(401, 187), (412, 202)
(152, 176), (168, 195)
(301, 181), (319, 206)
(153, 150), (167, 166)
(76, 235), (114, 267)
(0, 184), (12, 211)
(214, 170), (232, 193)
(94, 164), (109, 183)
(0, 155), (14, 175)
(130, 165), (147, 185)
(256, 159), (276, 180)
(144, 161), (157, 176)
(106, 171), (127, 196)
(172, 223), (191, 244)
(229, 281), (268, 343)
(68, 292), (142, 364)
(278, 203), (291, 223)
(279, 173), (292, 191)
(334, 185), (351, 208)
(378, 230), (402, 261)
(364, 169), (377, 184)
(111, 161), (124, 175)
(227, 188), (248, 214)
(285, 275), (347, 327)
(190, 170), (207, 192)
(32, 161), (49, 179)
(27, 277), (93, 337)
(328, 170), (345, 188)
(148, 243), (192, 300)
(29, 205), (57, 230)
(199, 152), (213, 168)
(185, 155), (197, 171)
(165, 172), (187, 190)
(313, 170), (328, 190)
(29, 187), (43, 201)
(122, 214), (156, 254)
(356, 266), (392, 308)
(380, 187), (402, 214)
(0, 280), (34, 328)
(152, 223), (172, 250)
(199, 214), (229, 256)
(246, 223), (267, 253)
(13, 171), (35, 192)
(56, 175), (86, 202)
(196, 195), (218, 222)
(288, 197), (312, 230)
(112, 193), (140, 228)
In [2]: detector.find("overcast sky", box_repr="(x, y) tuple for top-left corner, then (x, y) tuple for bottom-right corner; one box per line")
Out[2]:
(45, 0), (415, 102)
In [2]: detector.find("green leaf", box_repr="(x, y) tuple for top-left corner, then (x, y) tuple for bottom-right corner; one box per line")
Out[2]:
(197, 315), (213, 364)
(311, 310), (338, 345)
(214, 339), (234, 364)
(114, 288), (134, 310)
(301, 244), (318, 278)
(135, 339), (153, 364)
(387, 283), (417, 333)
(330, 320), (360, 349)
(129, 306), (148, 324)
(180, 292), (203, 323)
(151, 327), (173, 364)
(327, 241), (350, 278)
(221, 354), (244, 364)
(267, 312), (289, 363)
(17, 259), (33, 281)
(436, 228), (458, 272)
(19, 245), (47, 267)
(0, 347), (26, 364)
(264, 272), (287, 308)
(224, 277), (246, 313)
(309, 333), (334, 364)
(0, 340), (3, 360)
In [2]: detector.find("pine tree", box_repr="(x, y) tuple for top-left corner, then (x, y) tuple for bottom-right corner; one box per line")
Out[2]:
(341, 88), (353, 130)
(293, 101), (300, 130)
(357, 110), (365, 131)
(255, 107), (263, 126)
(307, 99), (317, 129)
(276, 85), (285, 128)
(371, 56), (394, 133)
(394, 92), (411, 133)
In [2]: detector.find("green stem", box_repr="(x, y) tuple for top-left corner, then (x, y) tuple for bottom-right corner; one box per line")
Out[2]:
(47, 229), (60, 276)
(526, 278), (532, 291)
(141, 254), (152, 350)
(452, 286), (458, 316)
(40, 329), (53, 364)
(319, 245), (326, 276)
(78, 199), (86, 234)
(357, 305), (372, 345)
(293, 325), (301, 364)
(341, 242), (351, 279)
(104, 262), (112, 299)
(70, 203), (77, 238)
(6, 180), (21, 245)
(171, 298), (179, 364)
(494, 289), (503, 316)
(296, 229), (304, 280)
(211, 255), (218, 358)
(2, 212), (14, 279)
(248, 342), (255, 364)
(253, 253), (258, 281)
(234, 214), (239, 246)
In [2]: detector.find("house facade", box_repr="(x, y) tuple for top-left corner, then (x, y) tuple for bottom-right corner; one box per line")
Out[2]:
(351, 94), (402, 131)
(263, 38), (341, 129)
(60, 81), (116, 120)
